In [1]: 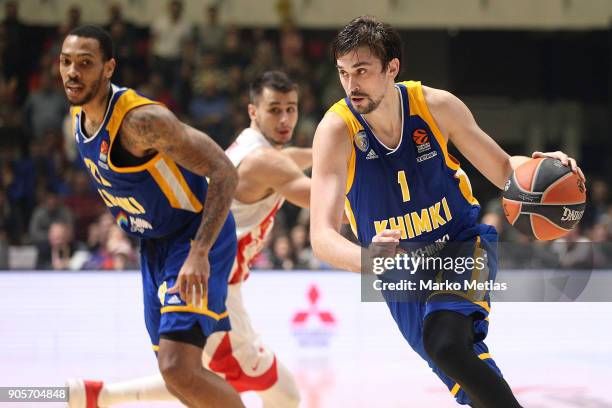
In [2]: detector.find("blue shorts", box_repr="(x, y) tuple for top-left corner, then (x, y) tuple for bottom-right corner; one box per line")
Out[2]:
(140, 212), (237, 351)
(384, 223), (503, 405)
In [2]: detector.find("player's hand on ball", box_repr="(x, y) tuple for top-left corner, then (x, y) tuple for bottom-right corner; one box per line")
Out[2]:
(532, 151), (586, 184)
(168, 249), (209, 308)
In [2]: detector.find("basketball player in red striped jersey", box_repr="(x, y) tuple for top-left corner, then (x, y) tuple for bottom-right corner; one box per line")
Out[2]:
(68, 71), (310, 408)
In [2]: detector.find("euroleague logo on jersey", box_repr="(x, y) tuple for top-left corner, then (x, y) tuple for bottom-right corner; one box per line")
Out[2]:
(99, 140), (110, 169)
(412, 129), (432, 154)
(412, 129), (429, 145)
(100, 140), (109, 155)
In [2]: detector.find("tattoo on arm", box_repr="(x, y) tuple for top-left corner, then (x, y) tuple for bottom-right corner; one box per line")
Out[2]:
(121, 105), (238, 250)
(120, 106), (172, 157)
(192, 163), (237, 248)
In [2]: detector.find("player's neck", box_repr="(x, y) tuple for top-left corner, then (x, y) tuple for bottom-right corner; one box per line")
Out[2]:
(82, 84), (112, 128)
(362, 85), (402, 147)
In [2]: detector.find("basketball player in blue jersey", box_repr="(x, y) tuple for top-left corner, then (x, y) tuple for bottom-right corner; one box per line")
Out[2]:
(66, 71), (311, 408)
(59, 25), (244, 408)
(311, 17), (585, 408)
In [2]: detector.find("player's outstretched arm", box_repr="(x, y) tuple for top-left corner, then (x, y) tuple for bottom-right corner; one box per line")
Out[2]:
(310, 112), (362, 272)
(121, 104), (238, 303)
(425, 87), (585, 189)
(425, 87), (513, 189)
(283, 147), (312, 170)
(240, 147), (311, 208)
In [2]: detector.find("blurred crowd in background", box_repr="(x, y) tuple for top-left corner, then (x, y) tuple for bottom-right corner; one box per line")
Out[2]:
(0, 0), (610, 271)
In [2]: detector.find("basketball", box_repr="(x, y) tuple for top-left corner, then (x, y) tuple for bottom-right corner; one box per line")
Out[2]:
(502, 157), (587, 240)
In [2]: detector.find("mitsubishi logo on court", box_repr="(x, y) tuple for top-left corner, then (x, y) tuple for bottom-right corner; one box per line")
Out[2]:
(291, 285), (337, 347)
(292, 285), (336, 325)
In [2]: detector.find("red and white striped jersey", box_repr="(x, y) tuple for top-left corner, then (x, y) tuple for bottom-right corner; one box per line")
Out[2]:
(225, 128), (285, 284)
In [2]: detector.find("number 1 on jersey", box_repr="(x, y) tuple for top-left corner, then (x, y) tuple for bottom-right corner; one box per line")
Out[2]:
(397, 170), (411, 202)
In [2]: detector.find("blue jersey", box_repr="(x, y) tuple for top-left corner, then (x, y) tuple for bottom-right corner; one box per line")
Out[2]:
(72, 84), (208, 239)
(328, 81), (480, 245)
(329, 82), (506, 407)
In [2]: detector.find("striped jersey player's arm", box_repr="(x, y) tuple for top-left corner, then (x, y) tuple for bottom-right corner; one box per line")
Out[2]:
(240, 147), (311, 209)
(282, 147), (312, 171)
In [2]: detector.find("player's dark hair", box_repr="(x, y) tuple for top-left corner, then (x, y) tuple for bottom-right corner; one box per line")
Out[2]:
(332, 16), (402, 74)
(249, 71), (297, 103)
(67, 25), (115, 61)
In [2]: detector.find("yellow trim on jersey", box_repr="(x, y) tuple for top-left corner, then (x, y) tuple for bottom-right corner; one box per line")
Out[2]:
(455, 168), (480, 206)
(344, 197), (358, 239)
(467, 236), (489, 300)
(165, 159), (203, 212)
(402, 81), (458, 170)
(152, 345), (159, 352)
(327, 100), (363, 142)
(106, 89), (160, 141)
(160, 305), (229, 320)
(426, 291), (491, 314)
(70, 106), (81, 136)
(148, 157), (181, 208)
(106, 89), (162, 173)
(402, 81), (479, 206)
(346, 146), (356, 194)
(148, 157), (203, 212)
(99, 89), (203, 213)
(450, 353), (492, 397)
(467, 243), (482, 300)
(474, 300), (491, 313)
(327, 100), (363, 195)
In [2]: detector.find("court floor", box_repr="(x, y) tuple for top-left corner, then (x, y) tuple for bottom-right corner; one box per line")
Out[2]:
(1, 271), (611, 407)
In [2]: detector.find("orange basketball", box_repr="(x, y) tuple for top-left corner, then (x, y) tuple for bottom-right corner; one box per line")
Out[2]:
(502, 158), (586, 240)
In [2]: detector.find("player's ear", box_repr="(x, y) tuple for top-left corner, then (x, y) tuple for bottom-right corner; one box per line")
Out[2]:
(247, 103), (257, 121)
(387, 58), (400, 79)
(104, 58), (116, 80)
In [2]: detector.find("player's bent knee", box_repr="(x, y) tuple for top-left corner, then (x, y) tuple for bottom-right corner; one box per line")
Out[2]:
(424, 334), (463, 366)
(423, 322), (471, 371)
(423, 311), (475, 368)
(158, 353), (193, 391)
(157, 342), (202, 392)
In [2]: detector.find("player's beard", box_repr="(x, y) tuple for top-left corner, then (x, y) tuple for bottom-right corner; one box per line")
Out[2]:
(352, 94), (383, 115)
(65, 75), (103, 106)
